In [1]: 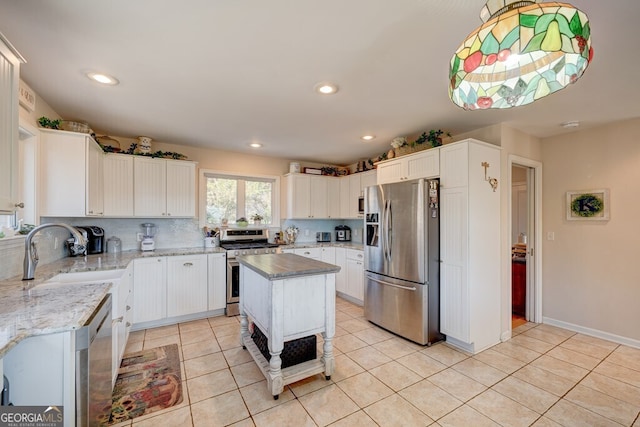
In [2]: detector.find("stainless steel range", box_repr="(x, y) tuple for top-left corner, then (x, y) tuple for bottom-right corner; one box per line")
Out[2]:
(220, 228), (280, 316)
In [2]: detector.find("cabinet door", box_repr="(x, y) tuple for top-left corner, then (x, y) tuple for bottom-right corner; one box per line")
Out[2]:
(377, 160), (404, 184)
(326, 178), (341, 218)
(86, 139), (104, 216)
(360, 171), (377, 192)
(39, 130), (87, 216)
(166, 160), (196, 217)
(133, 257), (167, 324)
(208, 252), (227, 311)
(321, 246), (335, 264)
(289, 174), (311, 218)
(406, 148), (440, 180)
(440, 143), (468, 188)
(334, 247), (347, 294)
(167, 255), (208, 317)
(309, 176), (328, 218)
(134, 157), (167, 216)
(103, 154), (134, 216)
(339, 177), (350, 218)
(0, 40), (21, 212)
(439, 186), (469, 342)
(346, 256), (364, 302)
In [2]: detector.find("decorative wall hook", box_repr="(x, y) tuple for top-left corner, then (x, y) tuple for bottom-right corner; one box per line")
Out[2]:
(481, 162), (498, 192)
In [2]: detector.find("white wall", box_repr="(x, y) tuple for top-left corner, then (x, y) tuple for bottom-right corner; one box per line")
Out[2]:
(541, 117), (640, 343)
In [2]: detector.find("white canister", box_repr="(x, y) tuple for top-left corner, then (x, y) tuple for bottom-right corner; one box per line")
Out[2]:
(289, 162), (300, 173)
(204, 236), (220, 248)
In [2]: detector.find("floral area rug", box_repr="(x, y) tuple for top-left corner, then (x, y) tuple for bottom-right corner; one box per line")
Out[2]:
(104, 344), (183, 425)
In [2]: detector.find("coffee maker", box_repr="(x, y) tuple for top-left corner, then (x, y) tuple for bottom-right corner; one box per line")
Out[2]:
(140, 223), (157, 251)
(335, 225), (352, 242)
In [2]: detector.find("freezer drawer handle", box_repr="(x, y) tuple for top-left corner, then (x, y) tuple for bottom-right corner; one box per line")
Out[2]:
(368, 276), (417, 291)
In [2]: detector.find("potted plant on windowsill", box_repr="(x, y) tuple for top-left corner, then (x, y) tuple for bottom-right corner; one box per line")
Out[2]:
(251, 214), (264, 225)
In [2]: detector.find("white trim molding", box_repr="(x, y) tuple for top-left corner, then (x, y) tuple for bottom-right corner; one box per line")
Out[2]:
(544, 317), (640, 349)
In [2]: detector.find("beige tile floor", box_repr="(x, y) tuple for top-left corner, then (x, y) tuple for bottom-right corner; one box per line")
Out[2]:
(113, 298), (640, 426)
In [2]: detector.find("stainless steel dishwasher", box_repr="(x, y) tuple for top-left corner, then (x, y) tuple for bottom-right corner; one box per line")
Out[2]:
(75, 294), (113, 426)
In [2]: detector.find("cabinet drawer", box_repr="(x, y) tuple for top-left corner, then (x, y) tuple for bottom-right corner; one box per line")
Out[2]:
(294, 247), (322, 259)
(346, 249), (364, 261)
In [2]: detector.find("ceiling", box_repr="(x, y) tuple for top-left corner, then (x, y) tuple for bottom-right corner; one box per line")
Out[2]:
(1, 1), (639, 166)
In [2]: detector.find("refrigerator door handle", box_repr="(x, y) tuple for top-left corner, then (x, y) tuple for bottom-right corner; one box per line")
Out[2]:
(383, 199), (392, 262)
(367, 275), (417, 291)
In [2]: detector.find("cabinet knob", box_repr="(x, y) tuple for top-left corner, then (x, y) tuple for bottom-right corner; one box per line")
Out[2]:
(112, 316), (124, 325)
(126, 305), (131, 311)
(14, 202), (24, 208)
(167, 213), (172, 216)
(88, 210), (93, 214)
(184, 262), (193, 267)
(126, 322), (131, 327)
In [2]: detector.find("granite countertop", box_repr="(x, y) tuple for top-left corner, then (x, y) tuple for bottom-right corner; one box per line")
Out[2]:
(279, 242), (364, 250)
(237, 253), (341, 280)
(0, 246), (226, 358)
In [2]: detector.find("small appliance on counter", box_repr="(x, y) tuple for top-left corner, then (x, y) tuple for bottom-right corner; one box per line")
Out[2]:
(335, 225), (352, 242)
(66, 226), (105, 256)
(316, 232), (331, 242)
(140, 223), (157, 251)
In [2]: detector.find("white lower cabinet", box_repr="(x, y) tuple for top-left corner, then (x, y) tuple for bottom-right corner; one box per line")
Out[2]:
(166, 255), (208, 317)
(3, 332), (75, 422)
(208, 252), (227, 311)
(111, 265), (133, 386)
(334, 247), (347, 295)
(133, 257), (167, 324)
(133, 253), (226, 327)
(345, 249), (365, 303)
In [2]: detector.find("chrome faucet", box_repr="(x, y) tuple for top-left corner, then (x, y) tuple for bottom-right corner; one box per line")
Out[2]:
(22, 223), (87, 281)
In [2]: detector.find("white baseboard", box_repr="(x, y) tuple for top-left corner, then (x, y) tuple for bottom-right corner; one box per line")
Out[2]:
(500, 330), (512, 342)
(543, 317), (640, 349)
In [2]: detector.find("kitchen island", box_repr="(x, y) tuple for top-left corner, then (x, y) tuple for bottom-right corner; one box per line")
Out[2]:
(237, 253), (340, 399)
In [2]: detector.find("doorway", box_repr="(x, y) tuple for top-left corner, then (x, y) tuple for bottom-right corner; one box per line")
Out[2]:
(509, 155), (542, 329)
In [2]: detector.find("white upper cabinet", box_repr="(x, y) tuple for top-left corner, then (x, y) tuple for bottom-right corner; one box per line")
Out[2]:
(282, 173), (339, 219)
(166, 159), (197, 217)
(39, 129), (104, 217)
(326, 177), (341, 218)
(0, 35), (24, 212)
(377, 148), (440, 184)
(86, 139), (104, 216)
(134, 157), (196, 217)
(103, 154), (134, 216)
(134, 157), (166, 216)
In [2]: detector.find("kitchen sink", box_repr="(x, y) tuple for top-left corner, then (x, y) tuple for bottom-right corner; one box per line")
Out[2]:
(39, 269), (125, 288)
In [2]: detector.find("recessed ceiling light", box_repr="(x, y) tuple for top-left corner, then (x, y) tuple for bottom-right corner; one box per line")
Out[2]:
(561, 121), (580, 128)
(87, 72), (119, 85)
(361, 135), (376, 141)
(314, 82), (338, 95)
(249, 143), (262, 148)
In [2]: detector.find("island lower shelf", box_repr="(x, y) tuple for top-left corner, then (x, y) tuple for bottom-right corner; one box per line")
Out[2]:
(237, 253), (339, 398)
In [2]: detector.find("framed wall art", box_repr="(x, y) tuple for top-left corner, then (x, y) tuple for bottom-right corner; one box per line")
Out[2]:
(566, 189), (610, 221)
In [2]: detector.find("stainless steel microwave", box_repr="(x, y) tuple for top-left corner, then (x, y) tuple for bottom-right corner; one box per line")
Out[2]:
(358, 196), (365, 214)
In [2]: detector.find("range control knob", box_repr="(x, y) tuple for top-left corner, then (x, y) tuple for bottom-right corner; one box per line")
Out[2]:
(241, 250), (247, 256)
(234, 251), (240, 257)
(254, 249), (259, 255)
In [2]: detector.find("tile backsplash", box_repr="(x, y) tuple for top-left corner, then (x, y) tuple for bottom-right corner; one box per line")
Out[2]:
(0, 217), (364, 281)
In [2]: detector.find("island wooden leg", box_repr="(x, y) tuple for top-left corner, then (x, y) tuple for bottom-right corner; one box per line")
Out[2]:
(268, 351), (284, 399)
(321, 332), (335, 380)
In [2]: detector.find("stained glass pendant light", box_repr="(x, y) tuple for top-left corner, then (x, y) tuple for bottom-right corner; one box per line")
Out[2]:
(449, 0), (592, 110)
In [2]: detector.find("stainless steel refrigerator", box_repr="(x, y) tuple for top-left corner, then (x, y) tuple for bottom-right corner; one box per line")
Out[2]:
(364, 178), (444, 345)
